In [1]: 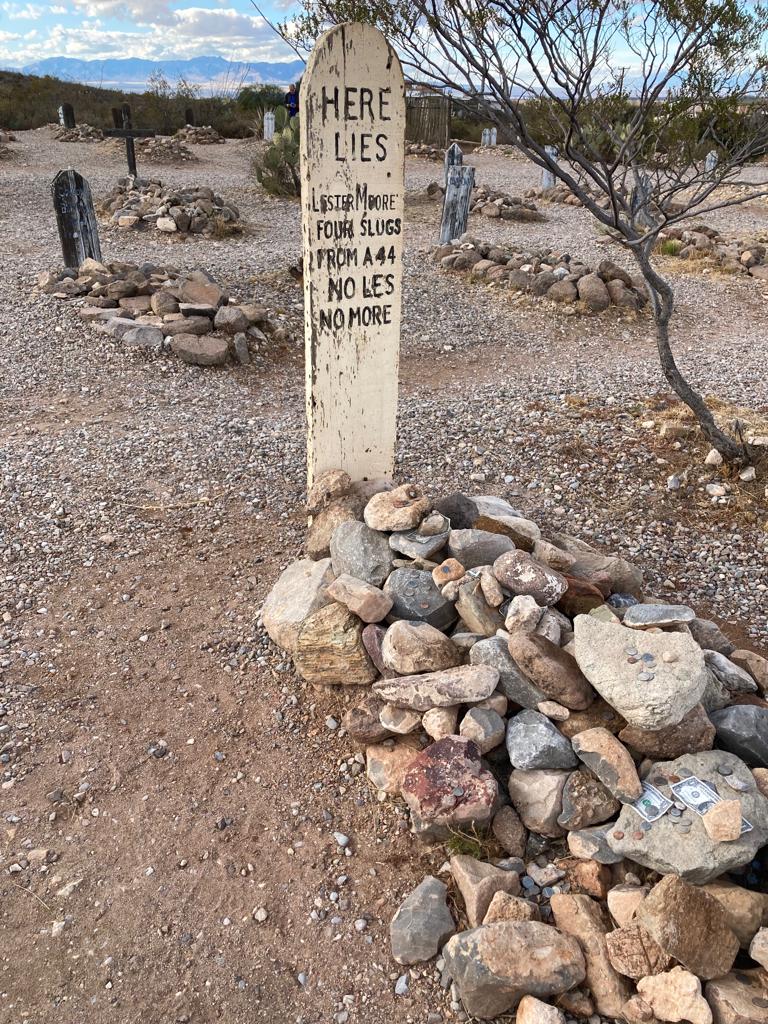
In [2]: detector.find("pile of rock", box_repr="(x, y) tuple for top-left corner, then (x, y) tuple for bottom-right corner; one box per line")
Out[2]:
(434, 234), (648, 313)
(176, 124), (225, 144)
(527, 183), (584, 206)
(407, 142), (444, 160)
(134, 136), (197, 163)
(36, 259), (286, 366)
(425, 183), (545, 223)
(97, 178), (242, 236)
(55, 124), (104, 143)
(656, 224), (768, 281)
(473, 144), (526, 159)
(262, 475), (768, 1020)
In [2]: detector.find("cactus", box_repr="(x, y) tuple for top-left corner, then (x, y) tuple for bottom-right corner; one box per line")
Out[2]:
(254, 114), (300, 197)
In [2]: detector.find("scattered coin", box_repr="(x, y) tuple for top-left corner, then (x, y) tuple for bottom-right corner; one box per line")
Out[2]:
(641, 821), (653, 832)
(717, 765), (733, 776)
(612, 831), (625, 840)
(638, 672), (652, 681)
(752, 998), (768, 1008)
(668, 775), (681, 783)
(673, 800), (685, 810)
(632, 830), (644, 840)
(725, 776), (752, 793)
(670, 808), (682, 818)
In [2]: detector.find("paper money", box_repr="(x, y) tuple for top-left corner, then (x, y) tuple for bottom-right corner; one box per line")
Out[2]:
(670, 775), (752, 834)
(631, 783), (672, 822)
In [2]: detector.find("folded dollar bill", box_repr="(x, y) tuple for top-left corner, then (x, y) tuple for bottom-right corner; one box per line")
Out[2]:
(631, 782), (672, 822)
(671, 775), (752, 834)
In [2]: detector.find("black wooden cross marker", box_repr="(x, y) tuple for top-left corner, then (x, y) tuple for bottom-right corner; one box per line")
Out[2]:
(103, 103), (155, 178)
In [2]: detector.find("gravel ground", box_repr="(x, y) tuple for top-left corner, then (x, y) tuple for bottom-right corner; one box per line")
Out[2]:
(0, 129), (767, 1024)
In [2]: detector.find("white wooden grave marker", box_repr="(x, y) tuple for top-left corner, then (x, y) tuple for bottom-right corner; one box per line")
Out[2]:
(490, 127), (497, 146)
(542, 145), (558, 188)
(481, 127), (491, 147)
(300, 23), (405, 485)
(705, 149), (718, 178)
(264, 110), (275, 142)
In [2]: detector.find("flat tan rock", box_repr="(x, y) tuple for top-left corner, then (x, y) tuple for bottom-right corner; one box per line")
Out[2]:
(638, 968), (712, 1024)
(571, 726), (642, 802)
(363, 483), (430, 531)
(605, 924), (674, 980)
(550, 893), (631, 1018)
(634, 875), (739, 980)
(293, 603), (377, 685)
(702, 880), (766, 948)
(703, 799), (743, 842)
(515, 994), (565, 1024)
(373, 664), (499, 711)
(261, 557), (334, 654)
(306, 468), (352, 513)
(508, 768), (570, 838)
(573, 615), (708, 729)
(607, 884), (649, 928)
(704, 969), (768, 1024)
(365, 736), (422, 794)
(450, 854), (520, 927)
(422, 706), (459, 740)
(327, 572), (392, 623)
(483, 891), (540, 924)
(380, 619), (460, 673)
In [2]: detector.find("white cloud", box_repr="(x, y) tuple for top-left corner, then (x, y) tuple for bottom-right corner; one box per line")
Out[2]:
(1, 2), (44, 19)
(70, 0), (179, 26)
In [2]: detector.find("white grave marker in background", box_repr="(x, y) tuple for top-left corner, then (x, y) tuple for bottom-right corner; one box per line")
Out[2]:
(264, 110), (275, 141)
(300, 23), (405, 485)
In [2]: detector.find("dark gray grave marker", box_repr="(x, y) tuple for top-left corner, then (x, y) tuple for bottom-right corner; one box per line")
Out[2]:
(185, 107), (195, 127)
(439, 164), (475, 243)
(51, 169), (102, 267)
(58, 102), (76, 130)
(444, 142), (463, 185)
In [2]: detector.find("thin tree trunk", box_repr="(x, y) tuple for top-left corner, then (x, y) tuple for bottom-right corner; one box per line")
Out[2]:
(633, 247), (747, 464)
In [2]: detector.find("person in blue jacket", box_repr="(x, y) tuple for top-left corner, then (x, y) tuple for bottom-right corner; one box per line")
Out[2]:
(285, 83), (299, 118)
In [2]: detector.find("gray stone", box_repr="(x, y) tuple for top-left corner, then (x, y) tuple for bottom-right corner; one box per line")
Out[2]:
(384, 568), (457, 631)
(470, 637), (546, 709)
(460, 706), (506, 753)
(101, 316), (140, 339)
(442, 921), (586, 1019)
(373, 665), (499, 711)
(573, 615), (708, 729)
(622, 603), (696, 629)
(567, 826), (624, 864)
(163, 315), (213, 337)
(171, 334), (228, 366)
(710, 705), (768, 767)
(233, 332), (250, 364)
(689, 617), (735, 656)
(447, 529), (515, 569)
(389, 529), (449, 559)
(390, 876), (456, 965)
(506, 710), (578, 770)
(122, 326), (164, 351)
(214, 305), (250, 334)
(433, 492), (478, 530)
(607, 750), (768, 883)
(330, 520), (393, 587)
(704, 651), (758, 694)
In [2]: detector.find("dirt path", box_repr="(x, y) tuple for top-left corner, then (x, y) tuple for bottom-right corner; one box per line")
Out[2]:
(1, 130), (767, 1024)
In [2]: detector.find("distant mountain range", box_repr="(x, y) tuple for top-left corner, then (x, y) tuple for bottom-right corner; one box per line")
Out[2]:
(2, 56), (305, 92)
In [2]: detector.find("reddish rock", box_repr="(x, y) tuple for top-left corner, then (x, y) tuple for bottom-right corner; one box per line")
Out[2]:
(618, 704), (715, 759)
(555, 857), (611, 899)
(559, 698), (626, 738)
(400, 736), (499, 840)
(507, 631), (594, 711)
(605, 924), (674, 980)
(558, 577), (606, 617)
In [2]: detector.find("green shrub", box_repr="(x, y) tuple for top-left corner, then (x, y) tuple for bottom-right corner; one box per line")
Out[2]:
(254, 115), (300, 196)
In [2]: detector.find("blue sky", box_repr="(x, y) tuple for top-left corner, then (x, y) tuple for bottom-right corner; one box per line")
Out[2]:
(0, 0), (300, 66)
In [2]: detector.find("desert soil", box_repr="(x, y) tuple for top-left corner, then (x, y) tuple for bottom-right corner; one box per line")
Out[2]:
(0, 130), (766, 1024)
